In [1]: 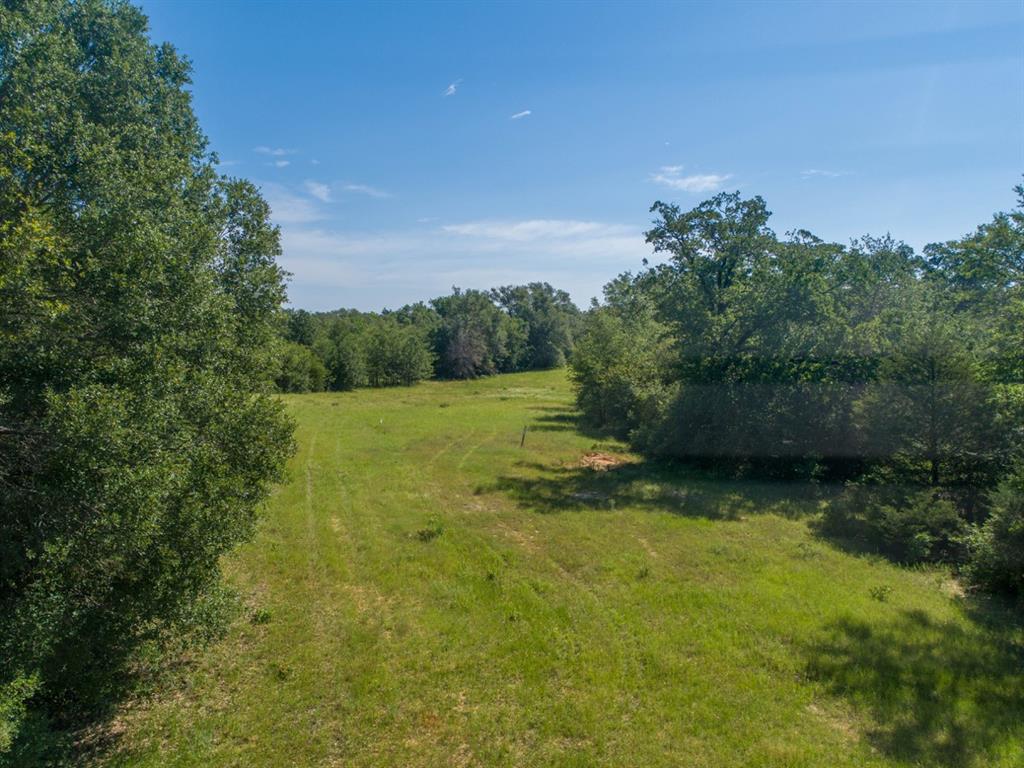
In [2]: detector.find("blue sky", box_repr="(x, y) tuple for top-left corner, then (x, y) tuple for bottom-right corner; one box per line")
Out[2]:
(140, 0), (1023, 311)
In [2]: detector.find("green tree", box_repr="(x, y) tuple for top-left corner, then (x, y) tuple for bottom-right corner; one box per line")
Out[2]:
(431, 288), (521, 378)
(925, 182), (1024, 384)
(284, 308), (318, 347)
(854, 291), (1009, 503)
(365, 319), (433, 387)
(642, 194), (859, 472)
(570, 274), (670, 439)
(0, 0), (293, 746)
(316, 313), (369, 390)
(276, 341), (328, 393)
(964, 465), (1024, 594)
(491, 282), (579, 369)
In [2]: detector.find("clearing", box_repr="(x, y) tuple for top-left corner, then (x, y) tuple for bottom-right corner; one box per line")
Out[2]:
(95, 370), (1023, 767)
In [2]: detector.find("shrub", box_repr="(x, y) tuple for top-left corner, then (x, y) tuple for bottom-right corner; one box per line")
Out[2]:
(0, 675), (38, 755)
(819, 485), (966, 564)
(963, 468), (1024, 595)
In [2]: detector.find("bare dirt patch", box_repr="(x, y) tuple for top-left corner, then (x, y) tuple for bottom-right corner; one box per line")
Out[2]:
(577, 452), (626, 471)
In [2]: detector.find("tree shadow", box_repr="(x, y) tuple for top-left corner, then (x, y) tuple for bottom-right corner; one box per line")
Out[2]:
(3, 708), (123, 767)
(803, 607), (1024, 766)
(526, 411), (578, 433)
(526, 404), (608, 438)
(479, 456), (834, 519)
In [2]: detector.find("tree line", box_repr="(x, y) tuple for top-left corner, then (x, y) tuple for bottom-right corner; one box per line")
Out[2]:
(570, 189), (1024, 594)
(274, 283), (581, 393)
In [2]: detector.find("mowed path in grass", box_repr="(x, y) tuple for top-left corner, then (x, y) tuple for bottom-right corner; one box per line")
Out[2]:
(104, 370), (1024, 768)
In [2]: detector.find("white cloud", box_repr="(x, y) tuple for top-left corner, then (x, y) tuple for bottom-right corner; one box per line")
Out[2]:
(801, 168), (852, 179)
(343, 183), (391, 199)
(272, 159), (291, 168)
(276, 216), (650, 309)
(442, 219), (625, 242)
(439, 219), (645, 265)
(254, 146), (296, 157)
(260, 182), (325, 225)
(650, 165), (731, 193)
(304, 180), (332, 202)
(443, 79), (462, 97)
(510, 110), (532, 120)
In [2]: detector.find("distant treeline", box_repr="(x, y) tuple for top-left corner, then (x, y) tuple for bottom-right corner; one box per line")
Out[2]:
(570, 189), (1024, 592)
(275, 283), (581, 392)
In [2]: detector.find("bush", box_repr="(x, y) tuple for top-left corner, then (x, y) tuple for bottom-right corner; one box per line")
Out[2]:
(570, 305), (670, 439)
(819, 485), (967, 564)
(964, 469), (1024, 595)
(0, 675), (38, 755)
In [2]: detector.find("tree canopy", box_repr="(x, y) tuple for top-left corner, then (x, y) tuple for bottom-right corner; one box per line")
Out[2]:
(276, 281), (582, 392)
(0, 0), (292, 749)
(571, 185), (1023, 583)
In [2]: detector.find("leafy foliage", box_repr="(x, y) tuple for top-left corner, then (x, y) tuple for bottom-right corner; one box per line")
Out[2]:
(0, 0), (292, 748)
(571, 186), (1023, 585)
(430, 288), (524, 378)
(275, 341), (328, 393)
(491, 282), (579, 369)
(278, 280), (582, 390)
(963, 467), (1024, 595)
(819, 485), (967, 564)
(569, 275), (671, 440)
(365, 319), (434, 387)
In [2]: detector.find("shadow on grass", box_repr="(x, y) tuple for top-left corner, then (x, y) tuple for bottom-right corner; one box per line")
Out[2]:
(526, 412), (578, 433)
(526, 404), (608, 437)
(3, 711), (131, 768)
(506, 405), (1024, 764)
(480, 456), (834, 520)
(804, 607), (1024, 766)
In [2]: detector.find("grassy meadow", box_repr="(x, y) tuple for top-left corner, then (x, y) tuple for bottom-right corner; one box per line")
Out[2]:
(92, 370), (1023, 768)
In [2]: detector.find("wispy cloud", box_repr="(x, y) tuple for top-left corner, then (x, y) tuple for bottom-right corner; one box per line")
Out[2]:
(801, 168), (853, 179)
(304, 180), (332, 202)
(439, 219), (645, 266)
(272, 160), (290, 168)
(343, 183), (391, 199)
(650, 165), (731, 193)
(443, 79), (462, 97)
(442, 219), (624, 242)
(277, 216), (650, 310)
(510, 110), (532, 120)
(260, 182), (325, 225)
(254, 146), (296, 157)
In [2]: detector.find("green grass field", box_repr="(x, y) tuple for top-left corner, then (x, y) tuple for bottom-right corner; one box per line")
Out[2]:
(96, 370), (1023, 767)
